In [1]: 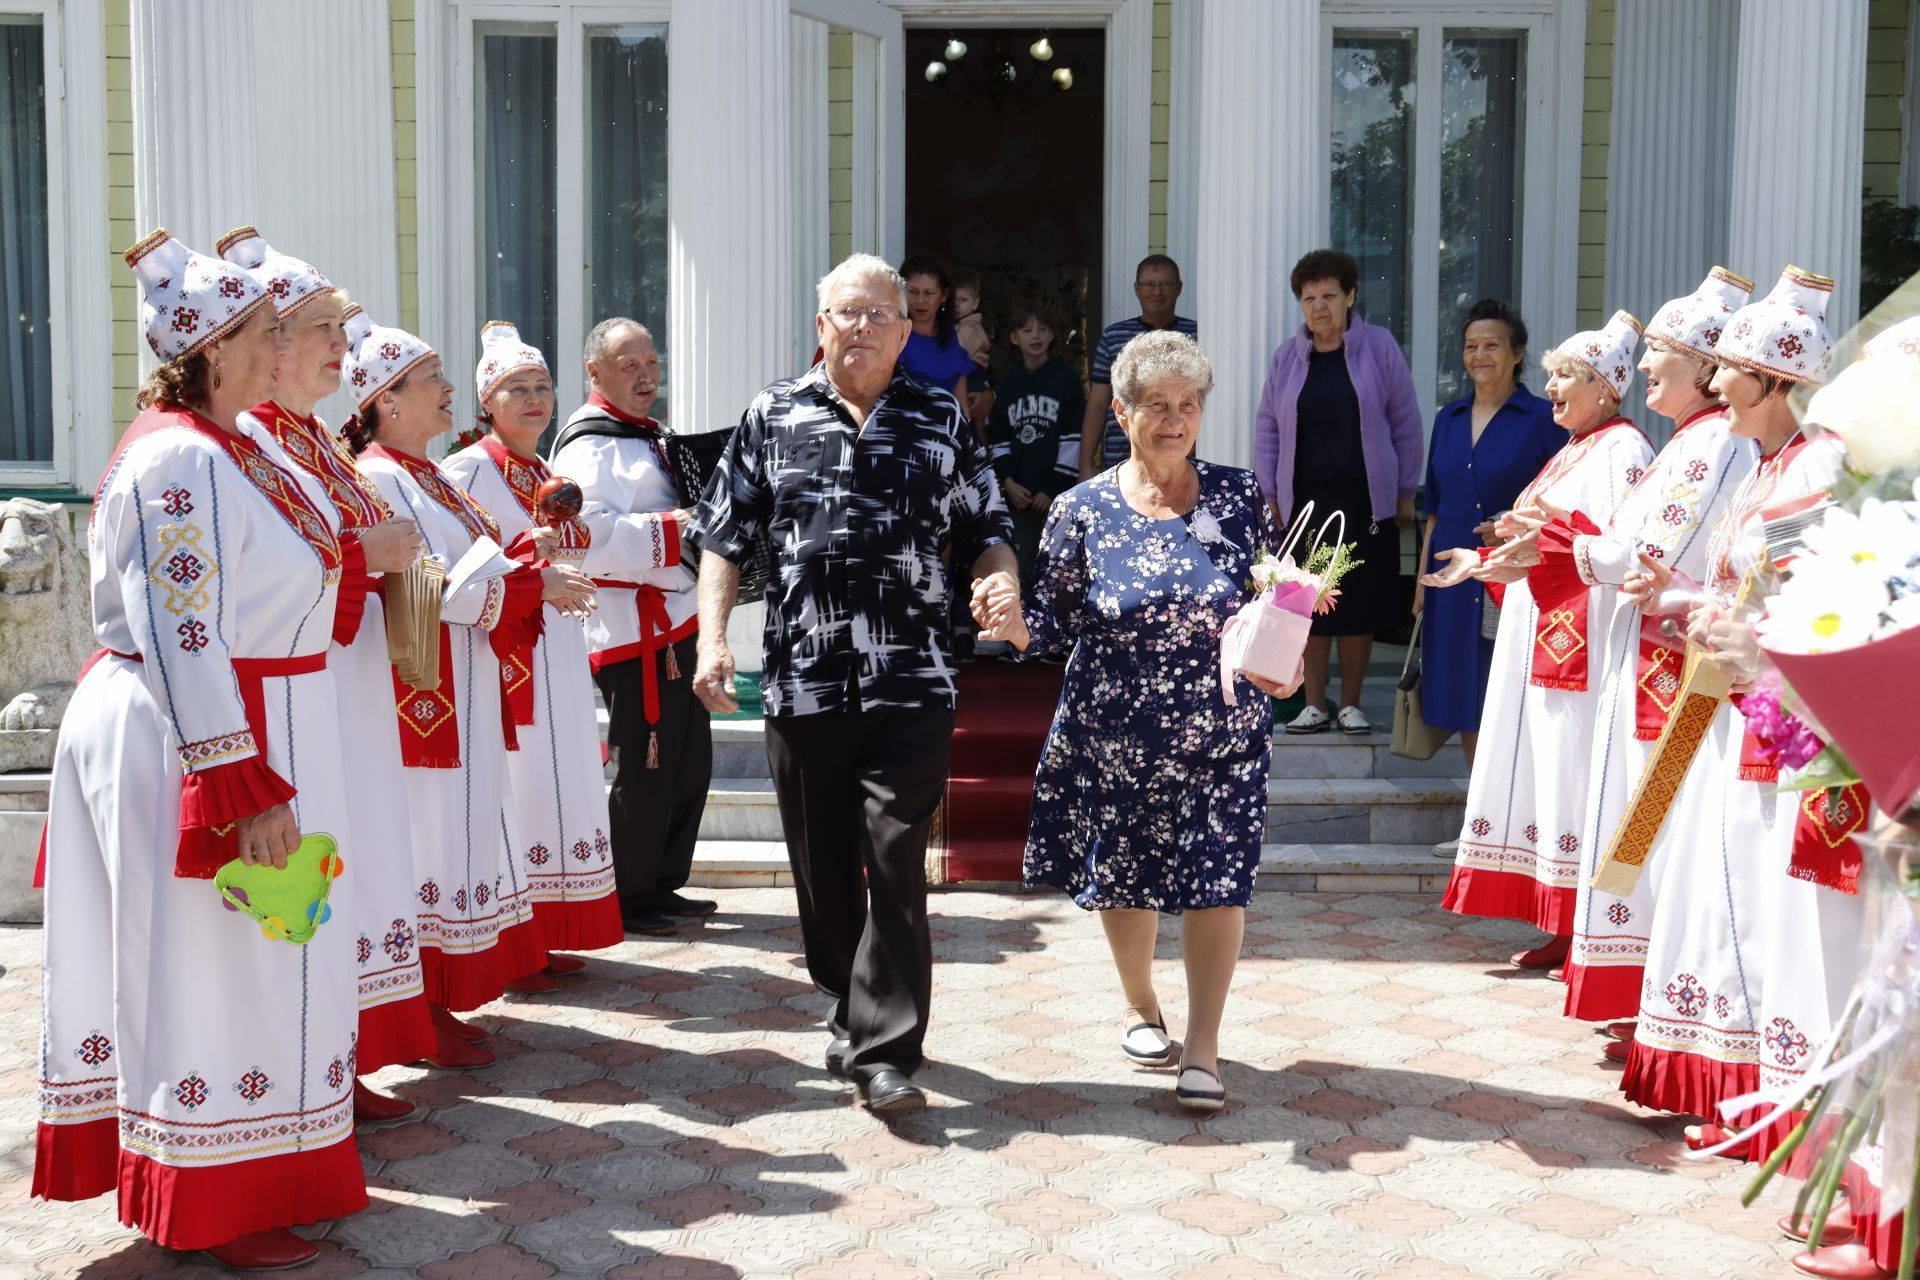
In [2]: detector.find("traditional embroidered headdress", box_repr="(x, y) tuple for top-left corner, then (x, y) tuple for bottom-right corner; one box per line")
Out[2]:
(1713, 265), (1835, 385)
(1645, 267), (1754, 363)
(215, 226), (333, 319)
(475, 321), (550, 404)
(124, 228), (271, 361)
(341, 308), (438, 409)
(1555, 310), (1644, 400)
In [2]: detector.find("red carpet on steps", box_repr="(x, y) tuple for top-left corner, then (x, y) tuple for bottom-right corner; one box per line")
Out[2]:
(936, 660), (1066, 884)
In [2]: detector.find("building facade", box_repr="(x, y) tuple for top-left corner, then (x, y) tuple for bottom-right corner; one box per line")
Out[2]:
(0, 0), (1903, 507)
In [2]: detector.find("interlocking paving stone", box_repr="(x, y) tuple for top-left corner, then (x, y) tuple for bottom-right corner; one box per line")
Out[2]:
(0, 890), (1812, 1277)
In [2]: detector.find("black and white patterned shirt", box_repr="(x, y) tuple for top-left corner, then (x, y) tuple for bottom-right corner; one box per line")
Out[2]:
(694, 363), (1014, 716)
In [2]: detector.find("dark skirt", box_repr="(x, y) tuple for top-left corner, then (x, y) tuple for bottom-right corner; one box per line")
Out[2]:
(1291, 480), (1404, 637)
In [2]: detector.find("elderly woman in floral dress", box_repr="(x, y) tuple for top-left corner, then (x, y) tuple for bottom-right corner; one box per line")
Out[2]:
(975, 330), (1296, 1115)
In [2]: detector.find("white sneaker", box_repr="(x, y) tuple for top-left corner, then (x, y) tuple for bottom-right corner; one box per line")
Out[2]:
(1121, 1020), (1175, 1067)
(1285, 705), (1331, 734)
(1335, 705), (1372, 735)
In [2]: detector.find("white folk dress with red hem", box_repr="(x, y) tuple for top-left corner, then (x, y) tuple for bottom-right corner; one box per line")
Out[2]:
(1623, 433), (1864, 1147)
(444, 438), (623, 951)
(1555, 408), (1758, 1020)
(35, 409), (365, 1249)
(359, 445), (545, 1010)
(1442, 419), (1654, 935)
(241, 401), (436, 1074)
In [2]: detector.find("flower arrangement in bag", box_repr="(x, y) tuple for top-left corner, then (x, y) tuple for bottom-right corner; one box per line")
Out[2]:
(1248, 539), (1363, 617)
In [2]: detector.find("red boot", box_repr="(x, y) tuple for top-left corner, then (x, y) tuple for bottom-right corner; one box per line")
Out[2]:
(506, 971), (558, 993)
(1606, 1020), (1637, 1042)
(353, 1079), (416, 1123)
(1792, 1242), (1894, 1278)
(203, 1228), (317, 1271)
(545, 953), (587, 975)
(1602, 1039), (1629, 1063)
(429, 1003), (489, 1044)
(1511, 935), (1572, 969)
(425, 1005), (494, 1068)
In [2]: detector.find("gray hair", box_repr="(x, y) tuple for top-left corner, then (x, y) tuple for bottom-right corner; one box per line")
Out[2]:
(816, 253), (908, 315)
(584, 317), (653, 367)
(1540, 347), (1598, 383)
(1111, 330), (1214, 408)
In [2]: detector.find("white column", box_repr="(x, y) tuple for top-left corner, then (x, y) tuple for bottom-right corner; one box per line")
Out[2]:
(1726, 0), (1868, 333)
(668, 0), (793, 431)
(1165, 0), (1203, 285)
(1103, 0), (1154, 327)
(1190, 0), (1325, 472)
(792, 14), (832, 370)
(1604, 0), (1737, 437)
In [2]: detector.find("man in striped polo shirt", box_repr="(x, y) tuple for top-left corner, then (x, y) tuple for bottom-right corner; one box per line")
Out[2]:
(1077, 254), (1197, 480)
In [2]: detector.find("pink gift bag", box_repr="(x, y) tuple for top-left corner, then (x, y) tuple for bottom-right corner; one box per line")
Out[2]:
(1217, 501), (1346, 706)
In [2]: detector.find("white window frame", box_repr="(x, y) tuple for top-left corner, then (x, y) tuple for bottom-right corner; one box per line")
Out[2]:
(0, 0), (109, 492)
(418, 1), (669, 431)
(1324, 0), (1584, 427)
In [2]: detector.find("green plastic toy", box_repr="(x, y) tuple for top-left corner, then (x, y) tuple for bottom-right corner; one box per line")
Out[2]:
(213, 832), (346, 945)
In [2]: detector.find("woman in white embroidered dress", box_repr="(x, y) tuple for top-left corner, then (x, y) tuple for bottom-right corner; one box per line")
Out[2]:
(344, 316), (593, 1060)
(1422, 312), (1655, 971)
(218, 229), (446, 1107)
(1552, 269), (1759, 1039)
(35, 231), (364, 1270)
(1621, 267), (1866, 1163)
(445, 323), (621, 978)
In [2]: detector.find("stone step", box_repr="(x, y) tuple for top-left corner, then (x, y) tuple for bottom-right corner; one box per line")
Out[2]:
(685, 839), (1449, 894)
(691, 776), (1466, 846)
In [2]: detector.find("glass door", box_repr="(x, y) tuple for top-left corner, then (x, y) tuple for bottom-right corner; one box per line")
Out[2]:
(1329, 13), (1543, 424)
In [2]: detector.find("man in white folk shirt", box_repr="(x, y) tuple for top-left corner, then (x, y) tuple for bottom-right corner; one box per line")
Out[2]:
(549, 319), (713, 936)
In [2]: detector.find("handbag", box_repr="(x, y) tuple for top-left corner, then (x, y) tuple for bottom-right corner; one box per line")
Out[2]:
(663, 428), (776, 607)
(1480, 587), (1502, 640)
(1391, 615), (1452, 760)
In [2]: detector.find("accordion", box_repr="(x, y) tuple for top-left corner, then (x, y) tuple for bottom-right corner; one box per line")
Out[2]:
(663, 427), (775, 607)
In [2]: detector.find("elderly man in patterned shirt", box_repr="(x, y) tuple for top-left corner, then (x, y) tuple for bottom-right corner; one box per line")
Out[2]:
(693, 253), (1018, 1115)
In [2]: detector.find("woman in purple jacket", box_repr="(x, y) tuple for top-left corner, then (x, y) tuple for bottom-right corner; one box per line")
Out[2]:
(1253, 250), (1424, 733)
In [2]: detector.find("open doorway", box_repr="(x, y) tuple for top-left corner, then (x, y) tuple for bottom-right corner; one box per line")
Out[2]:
(903, 26), (1105, 378)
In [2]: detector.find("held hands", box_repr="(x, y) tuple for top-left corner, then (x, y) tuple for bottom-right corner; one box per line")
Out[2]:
(1245, 658), (1306, 700)
(1480, 526), (1542, 573)
(1623, 550), (1675, 615)
(693, 641), (739, 714)
(236, 802), (299, 869)
(1418, 547), (1480, 590)
(359, 518), (424, 573)
(530, 525), (565, 562)
(540, 564), (597, 617)
(970, 572), (1028, 649)
(1002, 478), (1036, 511)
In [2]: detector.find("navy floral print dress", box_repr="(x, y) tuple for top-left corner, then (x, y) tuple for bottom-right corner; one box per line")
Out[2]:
(1022, 460), (1281, 912)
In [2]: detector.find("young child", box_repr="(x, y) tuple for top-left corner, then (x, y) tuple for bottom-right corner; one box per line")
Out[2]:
(950, 267), (990, 369)
(988, 303), (1085, 587)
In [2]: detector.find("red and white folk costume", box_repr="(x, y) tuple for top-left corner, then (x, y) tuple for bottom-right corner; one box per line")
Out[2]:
(345, 315), (546, 1010)
(1554, 269), (1761, 1021)
(1623, 267), (1865, 1151)
(444, 323), (621, 951)
(221, 230), (437, 1076)
(35, 231), (365, 1246)
(1443, 312), (1655, 936)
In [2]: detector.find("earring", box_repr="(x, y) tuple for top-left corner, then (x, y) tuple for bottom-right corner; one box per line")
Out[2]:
(210, 363), (223, 390)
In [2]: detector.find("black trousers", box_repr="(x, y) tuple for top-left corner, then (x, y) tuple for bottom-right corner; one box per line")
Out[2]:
(764, 702), (953, 1083)
(594, 634), (711, 913)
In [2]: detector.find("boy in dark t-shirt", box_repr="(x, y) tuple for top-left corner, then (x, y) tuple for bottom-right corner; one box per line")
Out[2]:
(987, 303), (1086, 582)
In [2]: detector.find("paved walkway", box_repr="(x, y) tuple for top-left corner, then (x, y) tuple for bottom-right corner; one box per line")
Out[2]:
(0, 889), (1809, 1279)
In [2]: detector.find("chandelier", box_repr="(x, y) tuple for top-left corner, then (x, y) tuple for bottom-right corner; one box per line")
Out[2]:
(924, 31), (1074, 100)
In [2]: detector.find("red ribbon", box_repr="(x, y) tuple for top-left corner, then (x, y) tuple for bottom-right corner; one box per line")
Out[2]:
(176, 652), (328, 875)
(1634, 614), (1685, 741)
(391, 625), (461, 768)
(1789, 783), (1869, 895)
(1525, 512), (1602, 691)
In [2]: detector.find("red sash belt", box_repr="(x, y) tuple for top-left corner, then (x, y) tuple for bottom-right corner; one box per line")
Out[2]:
(1524, 512), (1602, 691)
(392, 626), (461, 769)
(1789, 783), (1869, 895)
(177, 652), (328, 876)
(1634, 615), (1685, 741)
(594, 578), (682, 770)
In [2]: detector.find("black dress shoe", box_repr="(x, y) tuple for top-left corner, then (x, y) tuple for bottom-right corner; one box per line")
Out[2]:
(651, 892), (717, 917)
(620, 910), (677, 936)
(859, 1068), (925, 1114)
(825, 1038), (851, 1079)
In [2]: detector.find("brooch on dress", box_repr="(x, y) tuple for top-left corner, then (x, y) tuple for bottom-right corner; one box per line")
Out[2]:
(1189, 508), (1237, 549)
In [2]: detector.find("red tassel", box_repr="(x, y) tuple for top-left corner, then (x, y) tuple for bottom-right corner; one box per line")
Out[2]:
(646, 731), (660, 770)
(664, 644), (681, 680)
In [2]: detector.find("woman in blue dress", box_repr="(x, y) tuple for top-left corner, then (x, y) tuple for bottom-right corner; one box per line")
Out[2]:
(1414, 300), (1563, 768)
(973, 331), (1295, 1115)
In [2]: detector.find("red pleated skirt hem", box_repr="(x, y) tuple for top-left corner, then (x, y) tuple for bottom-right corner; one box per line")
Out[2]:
(418, 916), (546, 1012)
(1442, 866), (1577, 936)
(355, 993), (437, 1075)
(1561, 960), (1642, 1022)
(34, 1119), (366, 1250)
(1845, 1160), (1918, 1272)
(529, 892), (624, 953)
(1620, 1042), (1799, 1157)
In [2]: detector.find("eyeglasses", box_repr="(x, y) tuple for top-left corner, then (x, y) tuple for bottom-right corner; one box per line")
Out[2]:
(1136, 281), (1177, 293)
(822, 305), (906, 329)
